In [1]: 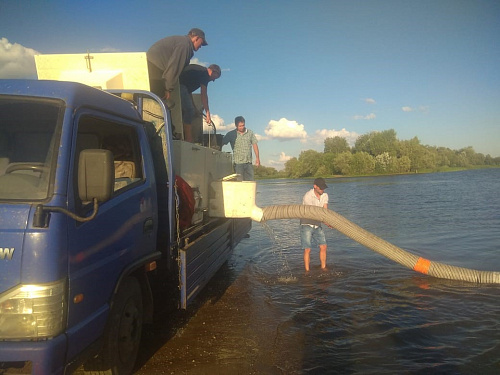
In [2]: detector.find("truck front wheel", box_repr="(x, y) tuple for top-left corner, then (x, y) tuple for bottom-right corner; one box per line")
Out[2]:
(85, 277), (143, 374)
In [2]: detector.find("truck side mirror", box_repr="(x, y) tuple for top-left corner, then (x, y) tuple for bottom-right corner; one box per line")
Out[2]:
(78, 149), (114, 202)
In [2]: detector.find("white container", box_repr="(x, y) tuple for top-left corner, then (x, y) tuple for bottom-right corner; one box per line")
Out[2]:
(209, 181), (263, 222)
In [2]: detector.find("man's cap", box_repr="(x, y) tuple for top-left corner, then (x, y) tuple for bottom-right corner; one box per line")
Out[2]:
(314, 178), (328, 190)
(208, 64), (221, 76)
(189, 28), (208, 46)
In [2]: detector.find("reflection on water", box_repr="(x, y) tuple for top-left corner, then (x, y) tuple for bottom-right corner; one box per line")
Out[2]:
(136, 170), (500, 374)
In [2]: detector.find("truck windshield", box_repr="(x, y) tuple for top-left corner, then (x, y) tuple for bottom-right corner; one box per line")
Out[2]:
(0, 96), (62, 201)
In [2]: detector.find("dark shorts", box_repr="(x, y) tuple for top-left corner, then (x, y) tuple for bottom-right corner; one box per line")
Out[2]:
(180, 84), (195, 124)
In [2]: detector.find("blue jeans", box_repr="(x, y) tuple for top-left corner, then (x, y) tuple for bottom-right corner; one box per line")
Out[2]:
(301, 225), (326, 249)
(234, 162), (254, 181)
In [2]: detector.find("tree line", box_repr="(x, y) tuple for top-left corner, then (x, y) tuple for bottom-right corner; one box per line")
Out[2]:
(255, 129), (500, 179)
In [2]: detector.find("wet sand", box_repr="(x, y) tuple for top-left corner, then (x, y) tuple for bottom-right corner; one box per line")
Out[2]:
(133, 265), (300, 375)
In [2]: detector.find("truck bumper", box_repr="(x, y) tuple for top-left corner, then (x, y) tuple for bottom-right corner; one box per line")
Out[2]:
(0, 334), (67, 375)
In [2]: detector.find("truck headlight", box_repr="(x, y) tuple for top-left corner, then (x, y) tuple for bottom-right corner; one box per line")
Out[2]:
(0, 279), (66, 340)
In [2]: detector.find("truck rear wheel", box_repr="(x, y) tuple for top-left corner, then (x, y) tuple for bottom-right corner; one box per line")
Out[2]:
(85, 277), (143, 374)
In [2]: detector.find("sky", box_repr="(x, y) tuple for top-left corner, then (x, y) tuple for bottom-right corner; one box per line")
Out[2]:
(1, 0), (499, 169)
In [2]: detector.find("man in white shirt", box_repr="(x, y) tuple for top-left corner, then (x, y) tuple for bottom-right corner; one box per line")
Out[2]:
(300, 178), (329, 271)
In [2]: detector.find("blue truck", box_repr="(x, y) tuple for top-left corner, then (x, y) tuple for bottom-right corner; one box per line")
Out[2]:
(0, 72), (250, 374)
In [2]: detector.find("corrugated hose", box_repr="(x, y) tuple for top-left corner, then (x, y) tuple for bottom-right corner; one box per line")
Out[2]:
(260, 205), (500, 284)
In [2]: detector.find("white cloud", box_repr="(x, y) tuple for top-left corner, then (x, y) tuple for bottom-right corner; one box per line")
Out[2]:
(203, 114), (234, 133)
(207, 117), (263, 141)
(276, 151), (292, 163)
(311, 128), (359, 147)
(402, 106), (429, 113)
(191, 57), (229, 72)
(189, 57), (207, 67)
(353, 113), (376, 120)
(264, 118), (308, 141)
(0, 38), (40, 79)
(254, 133), (266, 141)
(99, 47), (121, 53)
(364, 98), (376, 104)
(267, 151), (292, 170)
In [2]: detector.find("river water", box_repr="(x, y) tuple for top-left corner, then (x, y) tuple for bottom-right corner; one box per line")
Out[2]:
(136, 169), (500, 374)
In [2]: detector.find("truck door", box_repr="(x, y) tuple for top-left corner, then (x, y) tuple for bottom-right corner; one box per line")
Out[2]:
(65, 112), (157, 358)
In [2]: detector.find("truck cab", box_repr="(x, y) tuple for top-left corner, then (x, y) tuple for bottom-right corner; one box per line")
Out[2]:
(0, 79), (161, 374)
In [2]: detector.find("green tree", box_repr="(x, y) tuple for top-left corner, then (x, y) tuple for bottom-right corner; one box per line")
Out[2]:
(324, 136), (350, 155)
(333, 151), (353, 175)
(484, 154), (499, 166)
(254, 165), (279, 178)
(322, 152), (337, 175)
(351, 151), (375, 174)
(457, 146), (485, 166)
(315, 165), (330, 177)
(297, 150), (323, 177)
(435, 147), (452, 167)
(354, 133), (371, 154)
(421, 146), (437, 170)
(355, 129), (399, 156)
(283, 128), (497, 178)
(284, 157), (301, 178)
(399, 137), (424, 171)
(375, 152), (392, 173)
(397, 155), (411, 173)
(471, 152), (485, 165)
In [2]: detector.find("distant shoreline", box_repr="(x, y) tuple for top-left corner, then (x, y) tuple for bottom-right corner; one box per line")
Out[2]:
(255, 165), (500, 180)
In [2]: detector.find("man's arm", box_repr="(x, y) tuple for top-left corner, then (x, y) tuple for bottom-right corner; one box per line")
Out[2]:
(222, 130), (233, 148)
(163, 47), (191, 95)
(252, 143), (260, 166)
(221, 132), (229, 145)
(323, 198), (332, 227)
(200, 84), (211, 124)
